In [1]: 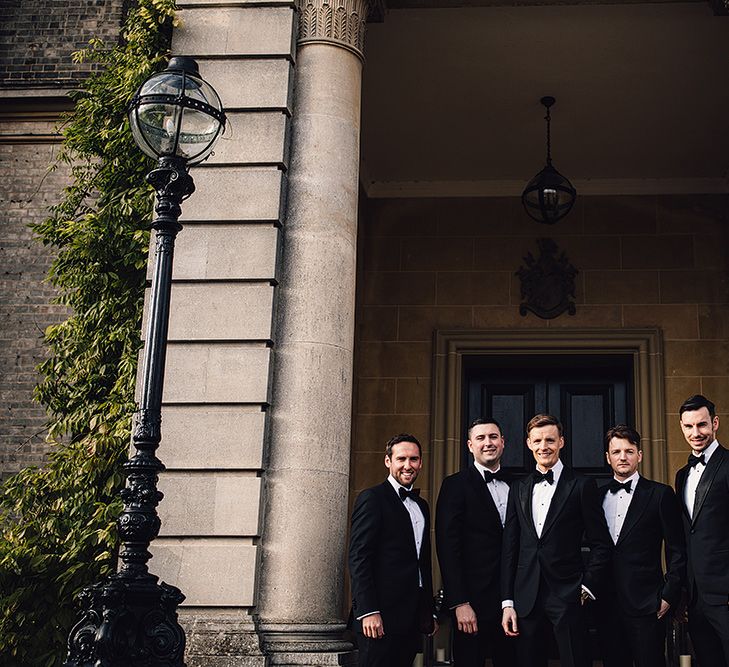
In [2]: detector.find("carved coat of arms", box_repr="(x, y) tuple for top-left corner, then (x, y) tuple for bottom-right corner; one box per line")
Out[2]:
(516, 238), (577, 319)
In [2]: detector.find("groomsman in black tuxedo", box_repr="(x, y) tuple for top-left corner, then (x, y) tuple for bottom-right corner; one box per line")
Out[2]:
(501, 414), (612, 667)
(675, 394), (729, 667)
(596, 424), (685, 667)
(348, 433), (437, 667)
(436, 419), (515, 667)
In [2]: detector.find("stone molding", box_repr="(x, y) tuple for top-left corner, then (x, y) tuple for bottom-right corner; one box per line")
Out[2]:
(296, 0), (370, 59)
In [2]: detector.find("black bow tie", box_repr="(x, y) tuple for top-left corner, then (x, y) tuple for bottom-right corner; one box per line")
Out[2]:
(483, 470), (507, 484)
(688, 453), (706, 468)
(398, 487), (420, 502)
(533, 469), (554, 485)
(608, 479), (632, 494)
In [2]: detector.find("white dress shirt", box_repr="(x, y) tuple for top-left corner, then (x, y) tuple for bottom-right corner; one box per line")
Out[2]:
(602, 471), (640, 544)
(684, 439), (719, 519)
(474, 461), (509, 526)
(532, 458), (564, 537)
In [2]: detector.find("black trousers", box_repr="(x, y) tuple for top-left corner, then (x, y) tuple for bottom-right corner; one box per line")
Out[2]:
(687, 595), (729, 667)
(356, 631), (420, 667)
(451, 607), (516, 667)
(516, 583), (590, 667)
(596, 599), (666, 667)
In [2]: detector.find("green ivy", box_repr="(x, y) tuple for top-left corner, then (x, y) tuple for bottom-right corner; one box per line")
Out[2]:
(0, 1), (176, 664)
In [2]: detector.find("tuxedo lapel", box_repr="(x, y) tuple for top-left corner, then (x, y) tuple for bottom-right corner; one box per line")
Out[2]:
(382, 481), (419, 555)
(541, 468), (576, 538)
(616, 477), (652, 545)
(692, 448), (726, 525)
(468, 465), (502, 526)
(519, 476), (538, 540)
(675, 466), (691, 520)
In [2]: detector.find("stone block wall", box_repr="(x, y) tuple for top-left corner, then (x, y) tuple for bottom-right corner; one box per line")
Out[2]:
(0, 0), (125, 88)
(352, 193), (729, 500)
(142, 4), (295, 659)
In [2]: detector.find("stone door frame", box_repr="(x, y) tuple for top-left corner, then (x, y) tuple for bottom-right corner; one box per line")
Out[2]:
(430, 328), (667, 491)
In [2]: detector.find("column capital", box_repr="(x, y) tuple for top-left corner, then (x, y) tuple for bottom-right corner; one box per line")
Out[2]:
(296, 0), (384, 60)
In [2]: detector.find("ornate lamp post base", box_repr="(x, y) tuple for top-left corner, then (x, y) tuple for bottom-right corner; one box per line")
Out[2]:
(65, 577), (186, 667)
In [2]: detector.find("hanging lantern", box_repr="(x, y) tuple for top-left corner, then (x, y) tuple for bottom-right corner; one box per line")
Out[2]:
(522, 96), (576, 225)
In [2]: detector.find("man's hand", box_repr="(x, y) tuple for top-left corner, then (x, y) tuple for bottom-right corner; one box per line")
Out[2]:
(580, 589), (591, 606)
(657, 599), (671, 620)
(455, 603), (478, 634)
(362, 613), (384, 639)
(501, 607), (519, 637)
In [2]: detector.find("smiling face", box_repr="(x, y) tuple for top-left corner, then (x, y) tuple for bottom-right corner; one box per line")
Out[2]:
(527, 424), (564, 471)
(385, 441), (422, 487)
(680, 407), (719, 454)
(468, 422), (505, 470)
(606, 436), (642, 481)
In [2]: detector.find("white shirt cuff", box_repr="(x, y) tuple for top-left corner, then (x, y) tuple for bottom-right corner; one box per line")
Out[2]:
(356, 610), (381, 620)
(501, 600), (514, 609)
(581, 584), (595, 600)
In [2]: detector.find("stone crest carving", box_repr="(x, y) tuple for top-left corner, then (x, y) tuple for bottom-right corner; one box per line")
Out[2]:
(516, 238), (578, 319)
(297, 0), (370, 58)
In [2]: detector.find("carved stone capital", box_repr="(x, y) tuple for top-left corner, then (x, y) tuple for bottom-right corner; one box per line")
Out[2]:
(296, 0), (372, 60)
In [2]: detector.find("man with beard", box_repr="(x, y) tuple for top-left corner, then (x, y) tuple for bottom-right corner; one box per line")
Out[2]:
(349, 433), (438, 667)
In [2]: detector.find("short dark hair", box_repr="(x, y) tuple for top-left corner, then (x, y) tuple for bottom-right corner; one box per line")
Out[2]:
(386, 433), (422, 458)
(467, 418), (503, 439)
(526, 414), (563, 437)
(605, 424), (641, 451)
(679, 394), (716, 419)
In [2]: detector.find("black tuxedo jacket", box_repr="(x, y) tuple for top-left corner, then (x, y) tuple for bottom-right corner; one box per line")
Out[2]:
(501, 465), (612, 617)
(675, 444), (729, 605)
(598, 477), (685, 616)
(435, 465), (507, 614)
(348, 480), (435, 635)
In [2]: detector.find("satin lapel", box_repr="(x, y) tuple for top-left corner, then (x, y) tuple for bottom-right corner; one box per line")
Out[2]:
(616, 478), (652, 545)
(382, 481), (419, 555)
(519, 476), (538, 540)
(675, 466), (691, 521)
(541, 469), (576, 538)
(692, 447), (727, 526)
(468, 466), (502, 526)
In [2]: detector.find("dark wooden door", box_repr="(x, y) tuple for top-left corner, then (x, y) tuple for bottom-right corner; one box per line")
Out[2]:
(464, 354), (633, 481)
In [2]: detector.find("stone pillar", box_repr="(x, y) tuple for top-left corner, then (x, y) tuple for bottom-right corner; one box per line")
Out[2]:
(255, 0), (371, 663)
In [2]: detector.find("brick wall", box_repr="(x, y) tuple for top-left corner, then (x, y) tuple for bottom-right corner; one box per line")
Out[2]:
(352, 193), (729, 499)
(0, 0), (124, 87)
(0, 132), (69, 480)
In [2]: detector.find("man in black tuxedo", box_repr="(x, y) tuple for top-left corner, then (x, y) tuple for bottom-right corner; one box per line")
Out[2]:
(596, 424), (685, 667)
(436, 418), (515, 667)
(348, 433), (437, 667)
(501, 414), (612, 667)
(674, 394), (729, 667)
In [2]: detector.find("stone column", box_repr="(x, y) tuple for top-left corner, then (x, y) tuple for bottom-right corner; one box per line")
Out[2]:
(255, 0), (371, 663)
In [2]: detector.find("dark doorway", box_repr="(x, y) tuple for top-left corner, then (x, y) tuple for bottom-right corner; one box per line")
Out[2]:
(463, 353), (634, 482)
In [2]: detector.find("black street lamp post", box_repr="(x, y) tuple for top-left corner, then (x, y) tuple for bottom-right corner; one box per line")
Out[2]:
(65, 56), (225, 667)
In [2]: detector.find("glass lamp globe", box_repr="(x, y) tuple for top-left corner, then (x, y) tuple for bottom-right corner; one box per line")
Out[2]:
(128, 56), (226, 166)
(522, 163), (577, 225)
